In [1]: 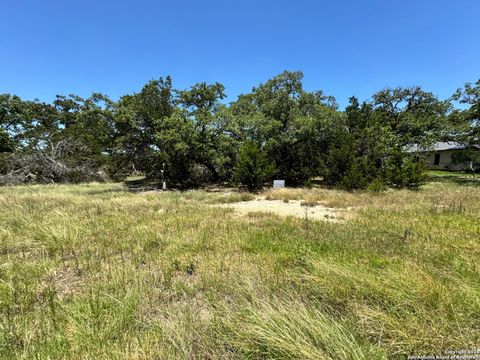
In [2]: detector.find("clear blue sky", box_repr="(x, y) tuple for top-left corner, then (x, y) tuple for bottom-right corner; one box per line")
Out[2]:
(1, 0), (479, 108)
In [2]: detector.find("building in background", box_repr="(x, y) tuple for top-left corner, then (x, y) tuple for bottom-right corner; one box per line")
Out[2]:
(408, 142), (472, 171)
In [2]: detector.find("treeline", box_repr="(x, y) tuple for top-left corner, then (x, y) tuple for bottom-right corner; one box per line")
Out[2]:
(1, 71), (479, 189)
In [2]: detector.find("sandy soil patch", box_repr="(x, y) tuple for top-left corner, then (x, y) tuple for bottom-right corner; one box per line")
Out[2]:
(218, 198), (348, 222)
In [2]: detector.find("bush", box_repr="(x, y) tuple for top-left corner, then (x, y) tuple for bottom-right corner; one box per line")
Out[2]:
(341, 158), (374, 190)
(403, 159), (426, 189)
(234, 141), (275, 191)
(383, 153), (426, 189)
(188, 164), (214, 187)
(366, 179), (386, 192)
(303, 179), (314, 189)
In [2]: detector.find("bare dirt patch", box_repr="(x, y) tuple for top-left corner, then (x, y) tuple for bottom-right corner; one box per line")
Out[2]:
(217, 198), (349, 222)
(39, 267), (84, 300)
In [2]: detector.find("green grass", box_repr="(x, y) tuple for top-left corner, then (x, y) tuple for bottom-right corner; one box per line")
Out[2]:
(0, 180), (479, 359)
(427, 169), (476, 178)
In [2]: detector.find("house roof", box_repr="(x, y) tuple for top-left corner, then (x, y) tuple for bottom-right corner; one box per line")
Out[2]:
(431, 142), (467, 151)
(407, 141), (467, 153)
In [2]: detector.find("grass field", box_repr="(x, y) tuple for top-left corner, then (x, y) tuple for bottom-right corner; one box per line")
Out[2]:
(1, 175), (479, 359)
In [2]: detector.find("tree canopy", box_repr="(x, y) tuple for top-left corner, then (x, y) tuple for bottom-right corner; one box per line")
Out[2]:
(1, 71), (476, 188)
(449, 80), (480, 174)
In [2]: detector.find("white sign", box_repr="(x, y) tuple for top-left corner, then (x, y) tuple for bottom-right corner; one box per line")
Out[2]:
(273, 180), (285, 189)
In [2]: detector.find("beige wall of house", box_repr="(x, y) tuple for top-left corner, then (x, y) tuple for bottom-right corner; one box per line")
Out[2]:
(423, 150), (467, 171)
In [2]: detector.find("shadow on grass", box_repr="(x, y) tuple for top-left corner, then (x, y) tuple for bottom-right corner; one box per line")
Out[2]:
(122, 177), (237, 193)
(123, 177), (163, 193)
(427, 174), (480, 187)
(83, 187), (127, 196)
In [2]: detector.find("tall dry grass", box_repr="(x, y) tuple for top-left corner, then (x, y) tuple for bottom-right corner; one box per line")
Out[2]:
(0, 178), (479, 358)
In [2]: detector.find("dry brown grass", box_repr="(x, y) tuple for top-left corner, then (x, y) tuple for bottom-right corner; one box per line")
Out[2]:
(0, 179), (479, 358)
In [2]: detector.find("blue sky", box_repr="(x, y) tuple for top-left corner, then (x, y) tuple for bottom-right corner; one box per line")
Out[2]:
(1, 0), (479, 108)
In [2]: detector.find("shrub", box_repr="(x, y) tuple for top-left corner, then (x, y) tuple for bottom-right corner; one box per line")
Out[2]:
(341, 158), (374, 190)
(366, 179), (386, 192)
(383, 153), (426, 189)
(303, 179), (314, 189)
(234, 141), (275, 191)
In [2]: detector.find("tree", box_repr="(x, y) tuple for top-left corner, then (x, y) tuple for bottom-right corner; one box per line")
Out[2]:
(0, 129), (15, 153)
(372, 86), (448, 148)
(154, 109), (199, 187)
(0, 72), (463, 189)
(0, 92), (116, 184)
(451, 147), (480, 176)
(112, 78), (235, 187)
(450, 80), (480, 175)
(0, 94), (29, 152)
(229, 71), (339, 185)
(113, 77), (175, 178)
(321, 92), (435, 189)
(234, 141), (274, 190)
(177, 82), (232, 183)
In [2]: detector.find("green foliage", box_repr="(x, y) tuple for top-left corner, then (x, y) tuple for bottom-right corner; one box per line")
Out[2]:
(449, 79), (480, 175)
(228, 71), (338, 185)
(382, 152), (427, 189)
(367, 178), (386, 192)
(234, 141), (274, 190)
(0, 73), (473, 190)
(321, 93), (436, 190)
(113, 77), (175, 177)
(372, 86), (448, 147)
(341, 158), (374, 190)
(451, 147), (480, 174)
(0, 93), (115, 184)
(0, 128), (15, 153)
